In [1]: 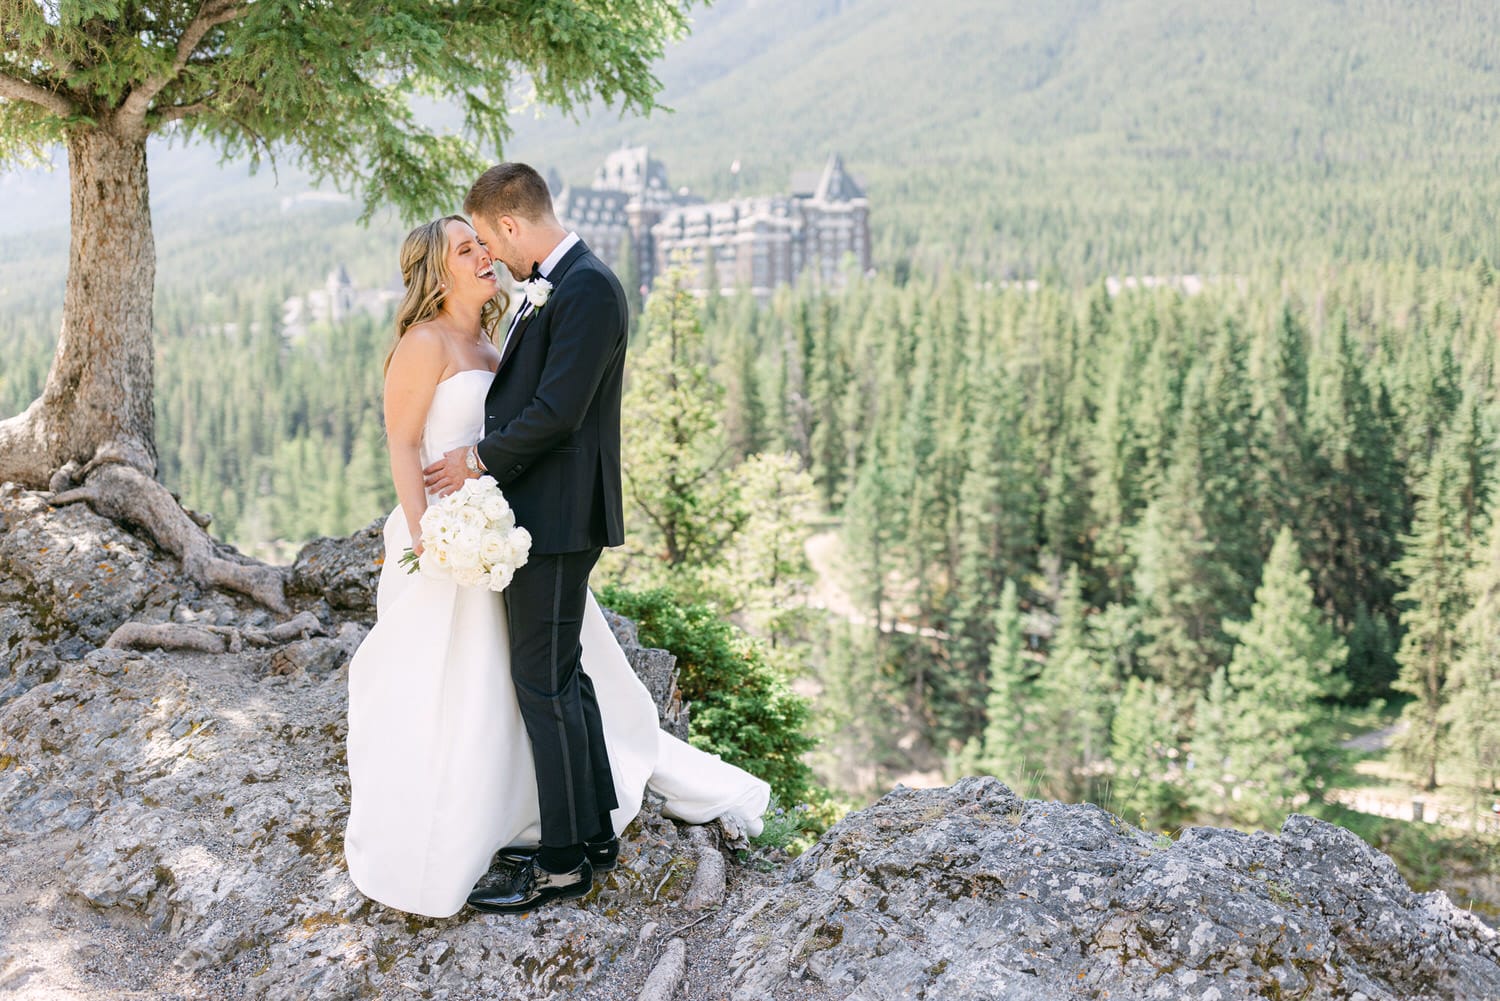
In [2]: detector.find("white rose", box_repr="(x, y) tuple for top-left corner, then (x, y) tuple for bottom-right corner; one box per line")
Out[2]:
(434, 507), (462, 534)
(456, 507), (487, 535)
(524, 277), (552, 309)
(420, 549), (452, 580)
(444, 540), (480, 570)
(480, 532), (511, 566)
(509, 526), (532, 568)
(479, 493), (510, 523)
(486, 564), (515, 592)
(452, 565), (486, 588)
(448, 525), (478, 554)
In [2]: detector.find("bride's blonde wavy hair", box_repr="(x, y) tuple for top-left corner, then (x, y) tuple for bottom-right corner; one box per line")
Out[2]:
(384, 215), (508, 374)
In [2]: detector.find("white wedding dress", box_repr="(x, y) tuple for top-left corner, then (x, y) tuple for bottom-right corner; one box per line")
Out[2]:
(344, 369), (770, 918)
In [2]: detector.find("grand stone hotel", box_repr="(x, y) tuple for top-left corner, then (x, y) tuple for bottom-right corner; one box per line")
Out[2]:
(550, 146), (871, 297)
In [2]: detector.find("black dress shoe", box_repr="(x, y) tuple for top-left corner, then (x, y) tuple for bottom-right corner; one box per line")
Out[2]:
(497, 836), (620, 873)
(467, 857), (593, 914)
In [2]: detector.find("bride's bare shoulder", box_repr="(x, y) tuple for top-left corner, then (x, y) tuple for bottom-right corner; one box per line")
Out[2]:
(387, 321), (450, 381)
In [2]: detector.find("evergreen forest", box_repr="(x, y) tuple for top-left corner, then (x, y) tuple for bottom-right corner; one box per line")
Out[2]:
(4, 0), (1500, 911)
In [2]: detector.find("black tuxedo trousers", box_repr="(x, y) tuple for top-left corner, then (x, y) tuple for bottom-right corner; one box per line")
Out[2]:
(503, 548), (618, 846)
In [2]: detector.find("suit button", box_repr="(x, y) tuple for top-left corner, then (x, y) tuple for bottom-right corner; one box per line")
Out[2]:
(510, 465), (523, 475)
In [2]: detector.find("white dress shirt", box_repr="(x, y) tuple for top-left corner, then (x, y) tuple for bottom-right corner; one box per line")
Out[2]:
(538, 230), (580, 279)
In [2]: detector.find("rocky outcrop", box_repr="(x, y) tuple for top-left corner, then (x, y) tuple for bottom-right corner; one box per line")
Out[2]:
(718, 778), (1500, 1000)
(0, 483), (199, 698)
(0, 487), (712, 999)
(287, 515), (384, 617)
(0, 643), (722, 1000)
(2, 487), (1499, 1000)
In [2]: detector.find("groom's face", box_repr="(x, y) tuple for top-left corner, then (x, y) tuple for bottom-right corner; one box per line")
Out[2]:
(472, 214), (527, 282)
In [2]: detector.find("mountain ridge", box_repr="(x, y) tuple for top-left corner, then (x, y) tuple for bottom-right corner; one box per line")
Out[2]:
(3, 0), (1499, 272)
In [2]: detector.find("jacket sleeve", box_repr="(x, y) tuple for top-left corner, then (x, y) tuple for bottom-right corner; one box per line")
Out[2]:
(475, 266), (624, 486)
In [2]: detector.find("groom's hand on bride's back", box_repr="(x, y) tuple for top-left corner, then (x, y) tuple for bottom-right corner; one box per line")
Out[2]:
(423, 446), (477, 497)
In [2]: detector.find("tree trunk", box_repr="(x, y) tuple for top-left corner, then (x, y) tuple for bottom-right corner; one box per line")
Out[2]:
(0, 124), (157, 482)
(0, 123), (286, 611)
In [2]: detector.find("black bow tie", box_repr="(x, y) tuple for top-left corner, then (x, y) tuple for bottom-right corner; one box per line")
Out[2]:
(526, 262), (542, 282)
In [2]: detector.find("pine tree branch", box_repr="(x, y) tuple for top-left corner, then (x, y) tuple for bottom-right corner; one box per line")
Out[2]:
(154, 100), (210, 124)
(11, 14), (73, 79)
(0, 69), (76, 116)
(118, 0), (249, 130)
(148, 75), (254, 129)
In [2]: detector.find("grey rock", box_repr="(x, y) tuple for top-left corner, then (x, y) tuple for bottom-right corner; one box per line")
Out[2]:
(0, 652), (59, 704)
(267, 636), (349, 676)
(623, 645), (690, 742)
(0, 485), (179, 648)
(51, 634), (96, 660)
(0, 494), (744, 1000)
(0, 604), (34, 668)
(0, 485), (278, 696)
(718, 778), (1500, 1000)
(287, 517), (384, 616)
(601, 606), (641, 648)
(596, 606), (690, 739)
(0, 645), (717, 999)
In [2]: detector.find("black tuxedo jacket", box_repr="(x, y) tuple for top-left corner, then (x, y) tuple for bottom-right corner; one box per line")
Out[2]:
(475, 239), (627, 554)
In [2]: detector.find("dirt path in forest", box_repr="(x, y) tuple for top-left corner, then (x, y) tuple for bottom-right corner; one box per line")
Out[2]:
(1342, 723), (1400, 753)
(803, 531), (948, 640)
(802, 529), (947, 793)
(1333, 721), (1500, 833)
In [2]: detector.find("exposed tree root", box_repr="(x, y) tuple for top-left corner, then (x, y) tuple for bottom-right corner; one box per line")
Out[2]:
(0, 406), (54, 491)
(105, 612), (326, 654)
(682, 825), (728, 911)
(106, 623), (232, 654)
(635, 938), (686, 1001)
(50, 454), (288, 612)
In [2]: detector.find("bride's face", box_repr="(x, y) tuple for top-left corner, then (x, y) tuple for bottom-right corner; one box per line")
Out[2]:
(442, 219), (499, 304)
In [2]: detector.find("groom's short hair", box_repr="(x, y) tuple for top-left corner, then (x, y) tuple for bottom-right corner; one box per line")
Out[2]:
(465, 163), (556, 225)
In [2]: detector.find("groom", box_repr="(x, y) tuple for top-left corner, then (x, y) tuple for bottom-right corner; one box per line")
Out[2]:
(423, 162), (627, 913)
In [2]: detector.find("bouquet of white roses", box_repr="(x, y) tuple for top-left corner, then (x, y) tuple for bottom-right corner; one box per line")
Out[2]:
(399, 476), (531, 591)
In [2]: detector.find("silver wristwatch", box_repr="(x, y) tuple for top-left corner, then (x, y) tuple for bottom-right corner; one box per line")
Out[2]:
(465, 445), (483, 475)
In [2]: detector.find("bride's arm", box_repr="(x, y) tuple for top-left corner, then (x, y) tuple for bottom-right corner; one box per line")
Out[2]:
(383, 325), (447, 553)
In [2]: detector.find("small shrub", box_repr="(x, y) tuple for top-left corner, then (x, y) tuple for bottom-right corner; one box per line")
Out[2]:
(599, 584), (819, 805)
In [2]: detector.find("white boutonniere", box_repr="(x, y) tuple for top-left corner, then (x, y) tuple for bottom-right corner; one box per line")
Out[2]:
(521, 276), (553, 310)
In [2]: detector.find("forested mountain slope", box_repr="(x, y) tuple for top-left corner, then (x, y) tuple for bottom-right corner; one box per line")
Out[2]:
(514, 0), (1500, 275)
(548, 0), (1500, 174)
(5, 0), (1499, 275)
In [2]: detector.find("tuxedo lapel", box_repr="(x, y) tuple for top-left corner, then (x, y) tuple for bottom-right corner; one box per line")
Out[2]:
(496, 306), (535, 373)
(494, 239), (594, 376)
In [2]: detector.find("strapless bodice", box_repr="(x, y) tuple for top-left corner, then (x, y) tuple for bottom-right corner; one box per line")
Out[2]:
(420, 369), (492, 471)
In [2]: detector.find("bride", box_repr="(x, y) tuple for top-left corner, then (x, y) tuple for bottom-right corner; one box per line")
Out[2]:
(343, 216), (770, 919)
